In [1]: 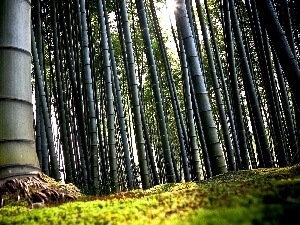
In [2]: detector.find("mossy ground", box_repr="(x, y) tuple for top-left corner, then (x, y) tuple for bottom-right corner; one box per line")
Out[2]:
(1, 164), (300, 225)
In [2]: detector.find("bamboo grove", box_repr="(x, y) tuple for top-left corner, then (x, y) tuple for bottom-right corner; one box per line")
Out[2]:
(30, 0), (300, 194)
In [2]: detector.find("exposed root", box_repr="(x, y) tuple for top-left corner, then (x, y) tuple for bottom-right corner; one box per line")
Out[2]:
(0, 173), (82, 208)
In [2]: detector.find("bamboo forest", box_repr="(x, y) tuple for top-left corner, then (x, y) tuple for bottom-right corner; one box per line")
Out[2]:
(0, 0), (300, 224)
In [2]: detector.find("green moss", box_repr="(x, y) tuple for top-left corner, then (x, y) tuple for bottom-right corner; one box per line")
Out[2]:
(1, 164), (300, 224)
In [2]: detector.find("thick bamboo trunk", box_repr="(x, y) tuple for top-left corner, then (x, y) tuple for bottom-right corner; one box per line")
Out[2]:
(0, 0), (40, 179)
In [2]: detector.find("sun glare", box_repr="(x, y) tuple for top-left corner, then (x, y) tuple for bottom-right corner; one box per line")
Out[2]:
(166, 0), (177, 14)
(164, 0), (177, 25)
(164, 0), (204, 24)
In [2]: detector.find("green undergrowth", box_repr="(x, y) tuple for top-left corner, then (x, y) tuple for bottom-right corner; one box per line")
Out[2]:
(1, 164), (300, 225)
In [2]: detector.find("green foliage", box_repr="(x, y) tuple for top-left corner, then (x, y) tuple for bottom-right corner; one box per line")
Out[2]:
(1, 164), (300, 224)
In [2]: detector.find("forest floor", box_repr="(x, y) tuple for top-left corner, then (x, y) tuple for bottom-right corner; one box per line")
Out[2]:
(1, 163), (300, 225)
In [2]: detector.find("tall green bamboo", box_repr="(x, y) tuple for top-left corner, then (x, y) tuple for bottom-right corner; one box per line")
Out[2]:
(189, 74), (212, 178)
(101, 0), (135, 190)
(97, 0), (118, 192)
(196, 0), (236, 171)
(63, 0), (91, 187)
(228, 0), (274, 168)
(136, 0), (175, 183)
(35, 87), (42, 168)
(32, 29), (61, 180)
(204, 0), (241, 169)
(222, 0), (249, 169)
(117, 0), (150, 189)
(149, 0), (190, 182)
(175, 0), (227, 176)
(277, 0), (297, 58)
(50, 0), (74, 183)
(247, 0), (288, 166)
(32, 1), (60, 179)
(78, 0), (99, 192)
(255, 0), (300, 117)
(40, 113), (49, 175)
(179, 37), (201, 181)
(272, 49), (299, 164)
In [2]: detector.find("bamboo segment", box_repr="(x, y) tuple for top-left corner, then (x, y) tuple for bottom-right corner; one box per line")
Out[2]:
(0, 0), (40, 179)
